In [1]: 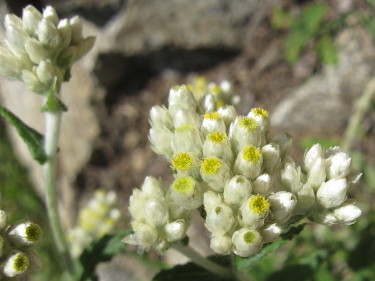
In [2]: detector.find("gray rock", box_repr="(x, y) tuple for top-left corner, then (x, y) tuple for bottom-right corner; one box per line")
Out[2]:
(115, 0), (260, 54)
(271, 26), (375, 136)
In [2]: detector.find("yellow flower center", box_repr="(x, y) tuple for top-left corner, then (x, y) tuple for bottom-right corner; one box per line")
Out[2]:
(25, 223), (42, 242)
(201, 157), (222, 175)
(13, 253), (29, 272)
(248, 195), (269, 214)
(172, 153), (194, 171)
(207, 132), (226, 143)
(243, 231), (256, 244)
(215, 99), (225, 108)
(172, 177), (194, 194)
(243, 146), (261, 162)
(251, 107), (269, 118)
(238, 116), (257, 131)
(203, 112), (221, 120)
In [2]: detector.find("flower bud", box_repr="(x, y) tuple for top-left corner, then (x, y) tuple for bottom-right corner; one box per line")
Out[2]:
(144, 199), (168, 226)
(150, 105), (174, 130)
(43, 6), (59, 25)
(224, 175), (252, 205)
(268, 191), (297, 223)
(295, 184), (315, 213)
(333, 202), (361, 225)
(25, 38), (49, 64)
(203, 131), (233, 163)
(149, 127), (173, 157)
(310, 209), (339, 225)
(201, 112), (226, 136)
(232, 228), (263, 257)
(38, 18), (61, 48)
(304, 144), (323, 171)
(247, 107), (269, 132)
(240, 195), (270, 228)
(316, 178), (348, 209)
(326, 152), (351, 179)
(210, 235), (232, 255)
(234, 145), (263, 180)
(173, 109), (201, 129)
(170, 177), (202, 209)
(306, 158), (326, 190)
(57, 46), (77, 68)
(57, 19), (72, 49)
(0, 48), (24, 79)
(172, 124), (203, 156)
(36, 60), (61, 86)
(262, 223), (282, 243)
(262, 143), (281, 173)
(200, 157), (230, 192)
(229, 116), (263, 154)
(205, 203), (235, 234)
(9, 222), (42, 246)
(217, 105), (237, 127)
(2, 252), (29, 277)
(141, 176), (164, 198)
(22, 5), (42, 36)
(253, 174), (271, 195)
(5, 18), (27, 55)
(69, 16), (83, 44)
(272, 133), (292, 160)
(168, 85), (197, 116)
(200, 94), (216, 113)
(281, 163), (301, 193)
(165, 220), (186, 242)
(203, 191), (223, 212)
(124, 222), (157, 249)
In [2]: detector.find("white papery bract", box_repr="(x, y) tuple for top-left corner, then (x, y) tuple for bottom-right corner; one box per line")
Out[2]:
(0, 5), (94, 95)
(126, 80), (362, 257)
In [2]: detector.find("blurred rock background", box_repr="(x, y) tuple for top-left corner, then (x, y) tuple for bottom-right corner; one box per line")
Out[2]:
(0, 0), (374, 280)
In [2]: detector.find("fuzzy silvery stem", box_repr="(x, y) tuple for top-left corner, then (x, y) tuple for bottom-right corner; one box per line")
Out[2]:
(172, 243), (233, 278)
(43, 110), (76, 278)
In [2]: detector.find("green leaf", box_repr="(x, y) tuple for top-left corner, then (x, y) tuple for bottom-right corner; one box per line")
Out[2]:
(152, 256), (234, 281)
(300, 3), (327, 34)
(271, 8), (294, 30)
(235, 224), (306, 271)
(0, 105), (47, 164)
(284, 29), (310, 63)
(316, 36), (338, 64)
(78, 228), (131, 281)
(40, 78), (68, 113)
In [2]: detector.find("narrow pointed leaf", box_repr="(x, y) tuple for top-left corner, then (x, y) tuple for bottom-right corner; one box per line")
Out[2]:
(0, 105), (47, 163)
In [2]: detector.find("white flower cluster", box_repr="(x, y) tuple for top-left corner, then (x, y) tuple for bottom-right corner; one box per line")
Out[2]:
(280, 144), (362, 225)
(123, 177), (190, 252)
(67, 190), (121, 257)
(125, 82), (362, 257)
(0, 210), (42, 278)
(0, 5), (94, 95)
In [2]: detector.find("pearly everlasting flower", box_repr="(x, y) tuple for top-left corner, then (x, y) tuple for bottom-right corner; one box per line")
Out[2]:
(0, 5), (95, 95)
(170, 176), (203, 209)
(67, 189), (121, 257)
(224, 176), (252, 206)
(316, 178), (348, 209)
(210, 235), (232, 255)
(252, 174), (271, 195)
(268, 191), (297, 223)
(240, 195), (270, 228)
(232, 228), (263, 257)
(203, 131), (233, 163)
(201, 112), (226, 136)
(0, 210), (41, 279)
(229, 116), (263, 153)
(234, 145), (263, 180)
(200, 157), (231, 192)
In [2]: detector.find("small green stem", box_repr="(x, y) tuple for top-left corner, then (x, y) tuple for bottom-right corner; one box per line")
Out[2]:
(342, 77), (375, 152)
(43, 111), (76, 279)
(172, 243), (233, 279)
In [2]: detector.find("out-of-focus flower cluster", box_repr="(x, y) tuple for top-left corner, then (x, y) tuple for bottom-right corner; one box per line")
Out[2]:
(124, 79), (362, 257)
(0, 210), (41, 279)
(67, 190), (121, 258)
(0, 5), (94, 95)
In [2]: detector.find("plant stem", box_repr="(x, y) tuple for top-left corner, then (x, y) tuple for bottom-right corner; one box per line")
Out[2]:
(43, 111), (76, 279)
(172, 243), (233, 278)
(342, 77), (375, 152)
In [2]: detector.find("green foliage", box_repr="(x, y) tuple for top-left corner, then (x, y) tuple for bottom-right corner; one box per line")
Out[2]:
(152, 256), (233, 281)
(78, 228), (131, 281)
(298, 136), (340, 150)
(0, 105), (47, 164)
(272, 3), (339, 65)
